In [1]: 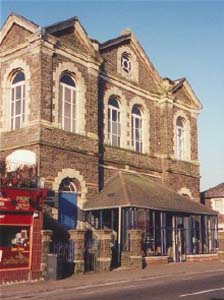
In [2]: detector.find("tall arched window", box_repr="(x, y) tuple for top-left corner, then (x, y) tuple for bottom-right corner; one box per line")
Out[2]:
(131, 105), (143, 153)
(108, 96), (121, 147)
(11, 71), (25, 130)
(59, 73), (76, 133)
(176, 116), (185, 160)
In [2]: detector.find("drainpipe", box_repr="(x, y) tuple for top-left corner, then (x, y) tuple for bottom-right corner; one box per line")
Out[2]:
(118, 206), (122, 265)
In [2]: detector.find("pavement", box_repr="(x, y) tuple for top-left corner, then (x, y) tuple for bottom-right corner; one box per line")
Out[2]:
(1, 260), (224, 299)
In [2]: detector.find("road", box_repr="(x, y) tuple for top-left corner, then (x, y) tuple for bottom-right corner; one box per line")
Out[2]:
(2, 268), (224, 300)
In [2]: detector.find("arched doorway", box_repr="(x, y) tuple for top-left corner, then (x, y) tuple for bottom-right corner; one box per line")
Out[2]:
(58, 177), (78, 230)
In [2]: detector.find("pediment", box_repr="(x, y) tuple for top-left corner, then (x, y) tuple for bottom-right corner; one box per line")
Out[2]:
(100, 31), (162, 91)
(46, 17), (96, 56)
(171, 79), (202, 110)
(0, 13), (37, 47)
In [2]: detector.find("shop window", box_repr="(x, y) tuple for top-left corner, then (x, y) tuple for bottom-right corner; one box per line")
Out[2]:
(108, 96), (121, 147)
(0, 226), (30, 269)
(11, 71), (25, 130)
(59, 73), (76, 133)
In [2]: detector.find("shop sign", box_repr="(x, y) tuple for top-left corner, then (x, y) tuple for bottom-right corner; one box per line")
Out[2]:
(0, 188), (47, 213)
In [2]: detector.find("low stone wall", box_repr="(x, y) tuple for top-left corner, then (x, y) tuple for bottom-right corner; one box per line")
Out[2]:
(144, 256), (169, 265)
(186, 254), (219, 263)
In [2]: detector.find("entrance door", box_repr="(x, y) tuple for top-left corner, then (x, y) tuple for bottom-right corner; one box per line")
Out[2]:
(58, 191), (77, 230)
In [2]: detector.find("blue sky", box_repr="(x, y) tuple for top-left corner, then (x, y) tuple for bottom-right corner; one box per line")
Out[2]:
(1, 1), (224, 191)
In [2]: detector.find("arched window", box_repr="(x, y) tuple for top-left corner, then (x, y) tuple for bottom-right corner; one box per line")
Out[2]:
(59, 73), (76, 132)
(131, 105), (143, 153)
(176, 116), (185, 160)
(11, 71), (25, 130)
(108, 96), (121, 147)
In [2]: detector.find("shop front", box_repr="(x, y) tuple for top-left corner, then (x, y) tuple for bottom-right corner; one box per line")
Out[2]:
(0, 187), (46, 284)
(84, 172), (218, 266)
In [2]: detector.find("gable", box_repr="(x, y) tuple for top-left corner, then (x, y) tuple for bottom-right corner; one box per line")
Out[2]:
(0, 13), (38, 48)
(100, 34), (161, 93)
(172, 81), (202, 111)
(45, 18), (96, 56)
(1, 23), (33, 51)
(52, 26), (90, 54)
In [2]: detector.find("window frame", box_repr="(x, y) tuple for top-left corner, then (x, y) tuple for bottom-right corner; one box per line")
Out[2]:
(176, 116), (185, 160)
(10, 72), (26, 130)
(131, 105), (143, 153)
(108, 97), (121, 147)
(59, 74), (76, 133)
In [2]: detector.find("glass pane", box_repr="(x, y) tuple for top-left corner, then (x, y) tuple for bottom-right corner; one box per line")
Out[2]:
(176, 116), (184, 127)
(112, 121), (118, 134)
(15, 117), (21, 129)
(12, 88), (15, 101)
(64, 87), (71, 103)
(112, 135), (117, 146)
(16, 86), (21, 99)
(60, 74), (75, 87)
(64, 117), (71, 131)
(132, 105), (141, 115)
(11, 102), (14, 116)
(72, 119), (76, 133)
(23, 85), (25, 98)
(112, 109), (117, 121)
(12, 72), (25, 84)
(64, 103), (71, 117)
(108, 97), (119, 108)
(15, 100), (21, 115)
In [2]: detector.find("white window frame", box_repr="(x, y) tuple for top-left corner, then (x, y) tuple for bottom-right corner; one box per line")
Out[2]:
(108, 100), (121, 147)
(59, 79), (76, 133)
(10, 74), (25, 130)
(176, 117), (185, 160)
(132, 108), (143, 153)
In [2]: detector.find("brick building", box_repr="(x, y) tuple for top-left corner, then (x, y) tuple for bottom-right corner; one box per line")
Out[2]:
(201, 183), (224, 231)
(0, 13), (218, 273)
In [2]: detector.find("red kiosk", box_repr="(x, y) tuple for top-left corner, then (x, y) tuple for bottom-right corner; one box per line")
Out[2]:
(0, 187), (46, 284)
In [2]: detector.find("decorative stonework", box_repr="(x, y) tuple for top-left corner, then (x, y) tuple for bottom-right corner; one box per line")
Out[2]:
(103, 86), (128, 149)
(117, 46), (139, 82)
(1, 59), (31, 132)
(128, 96), (150, 154)
(52, 168), (88, 208)
(52, 62), (87, 135)
(178, 187), (192, 199)
(173, 110), (191, 161)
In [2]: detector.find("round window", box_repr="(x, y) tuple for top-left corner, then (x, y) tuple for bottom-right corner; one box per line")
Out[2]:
(121, 53), (131, 73)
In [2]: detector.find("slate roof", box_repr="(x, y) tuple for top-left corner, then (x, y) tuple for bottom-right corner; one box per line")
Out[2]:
(202, 183), (224, 198)
(84, 172), (217, 215)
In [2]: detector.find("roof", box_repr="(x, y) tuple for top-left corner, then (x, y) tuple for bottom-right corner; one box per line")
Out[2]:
(201, 183), (224, 198)
(84, 172), (217, 215)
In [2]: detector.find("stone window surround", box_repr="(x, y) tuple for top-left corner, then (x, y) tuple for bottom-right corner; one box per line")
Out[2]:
(128, 97), (150, 154)
(117, 46), (139, 82)
(104, 87), (150, 153)
(104, 87), (128, 149)
(53, 168), (88, 209)
(53, 62), (87, 135)
(173, 110), (191, 161)
(1, 59), (31, 133)
(178, 187), (193, 199)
